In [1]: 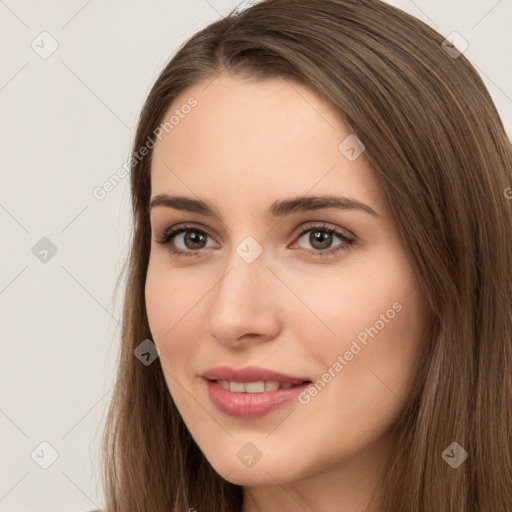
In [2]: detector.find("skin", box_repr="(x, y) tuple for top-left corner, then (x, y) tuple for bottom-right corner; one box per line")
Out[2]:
(145, 73), (429, 512)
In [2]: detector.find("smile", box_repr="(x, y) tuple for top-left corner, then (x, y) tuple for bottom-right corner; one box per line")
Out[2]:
(204, 378), (311, 418)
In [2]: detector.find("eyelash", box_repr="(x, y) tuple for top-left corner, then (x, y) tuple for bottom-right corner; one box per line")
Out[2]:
(154, 222), (355, 259)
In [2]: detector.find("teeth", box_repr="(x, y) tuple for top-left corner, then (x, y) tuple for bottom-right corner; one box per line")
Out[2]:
(229, 381), (246, 392)
(216, 380), (297, 393)
(217, 380), (230, 390)
(264, 381), (280, 392)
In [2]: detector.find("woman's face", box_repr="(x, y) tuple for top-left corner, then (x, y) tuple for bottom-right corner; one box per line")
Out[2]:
(146, 74), (428, 490)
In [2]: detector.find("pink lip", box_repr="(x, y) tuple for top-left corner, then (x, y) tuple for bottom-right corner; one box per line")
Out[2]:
(201, 365), (311, 418)
(204, 379), (311, 418)
(201, 365), (309, 384)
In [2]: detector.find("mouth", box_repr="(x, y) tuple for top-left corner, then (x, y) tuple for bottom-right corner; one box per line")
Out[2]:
(202, 370), (312, 418)
(201, 365), (312, 417)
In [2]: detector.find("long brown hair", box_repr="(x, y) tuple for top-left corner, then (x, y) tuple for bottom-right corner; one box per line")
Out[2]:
(98, 0), (512, 510)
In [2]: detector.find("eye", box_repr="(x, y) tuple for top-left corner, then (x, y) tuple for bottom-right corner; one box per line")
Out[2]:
(291, 222), (355, 258)
(154, 223), (216, 258)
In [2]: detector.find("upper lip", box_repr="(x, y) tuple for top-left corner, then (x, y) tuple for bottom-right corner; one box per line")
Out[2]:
(202, 365), (310, 384)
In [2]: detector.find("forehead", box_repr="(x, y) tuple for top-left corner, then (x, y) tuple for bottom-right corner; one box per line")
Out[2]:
(150, 74), (386, 215)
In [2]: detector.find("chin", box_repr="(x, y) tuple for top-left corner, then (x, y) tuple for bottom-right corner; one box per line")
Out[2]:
(218, 466), (283, 486)
(208, 452), (301, 487)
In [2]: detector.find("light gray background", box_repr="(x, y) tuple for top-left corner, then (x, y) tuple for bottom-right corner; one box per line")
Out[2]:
(0, 1), (510, 510)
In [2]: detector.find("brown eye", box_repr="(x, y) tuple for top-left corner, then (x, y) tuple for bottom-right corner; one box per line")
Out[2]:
(292, 223), (355, 258)
(155, 224), (216, 257)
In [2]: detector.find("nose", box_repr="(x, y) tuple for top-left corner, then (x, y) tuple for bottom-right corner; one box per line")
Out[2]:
(204, 248), (281, 348)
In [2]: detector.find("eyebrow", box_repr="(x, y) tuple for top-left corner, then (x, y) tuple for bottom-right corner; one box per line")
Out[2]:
(149, 194), (379, 218)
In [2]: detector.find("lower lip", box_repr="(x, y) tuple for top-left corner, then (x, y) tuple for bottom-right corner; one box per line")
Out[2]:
(204, 379), (311, 418)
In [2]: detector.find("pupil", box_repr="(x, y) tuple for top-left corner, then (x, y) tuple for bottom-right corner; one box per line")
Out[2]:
(311, 230), (332, 249)
(186, 231), (206, 249)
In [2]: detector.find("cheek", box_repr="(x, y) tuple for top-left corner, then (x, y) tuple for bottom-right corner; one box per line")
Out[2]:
(145, 265), (206, 419)
(144, 262), (199, 370)
(295, 247), (427, 405)
(328, 280), (426, 424)
(145, 254), (198, 338)
(145, 263), (172, 341)
(287, 246), (421, 347)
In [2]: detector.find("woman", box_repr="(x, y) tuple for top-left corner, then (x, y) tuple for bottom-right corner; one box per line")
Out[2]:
(99, 0), (512, 510)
